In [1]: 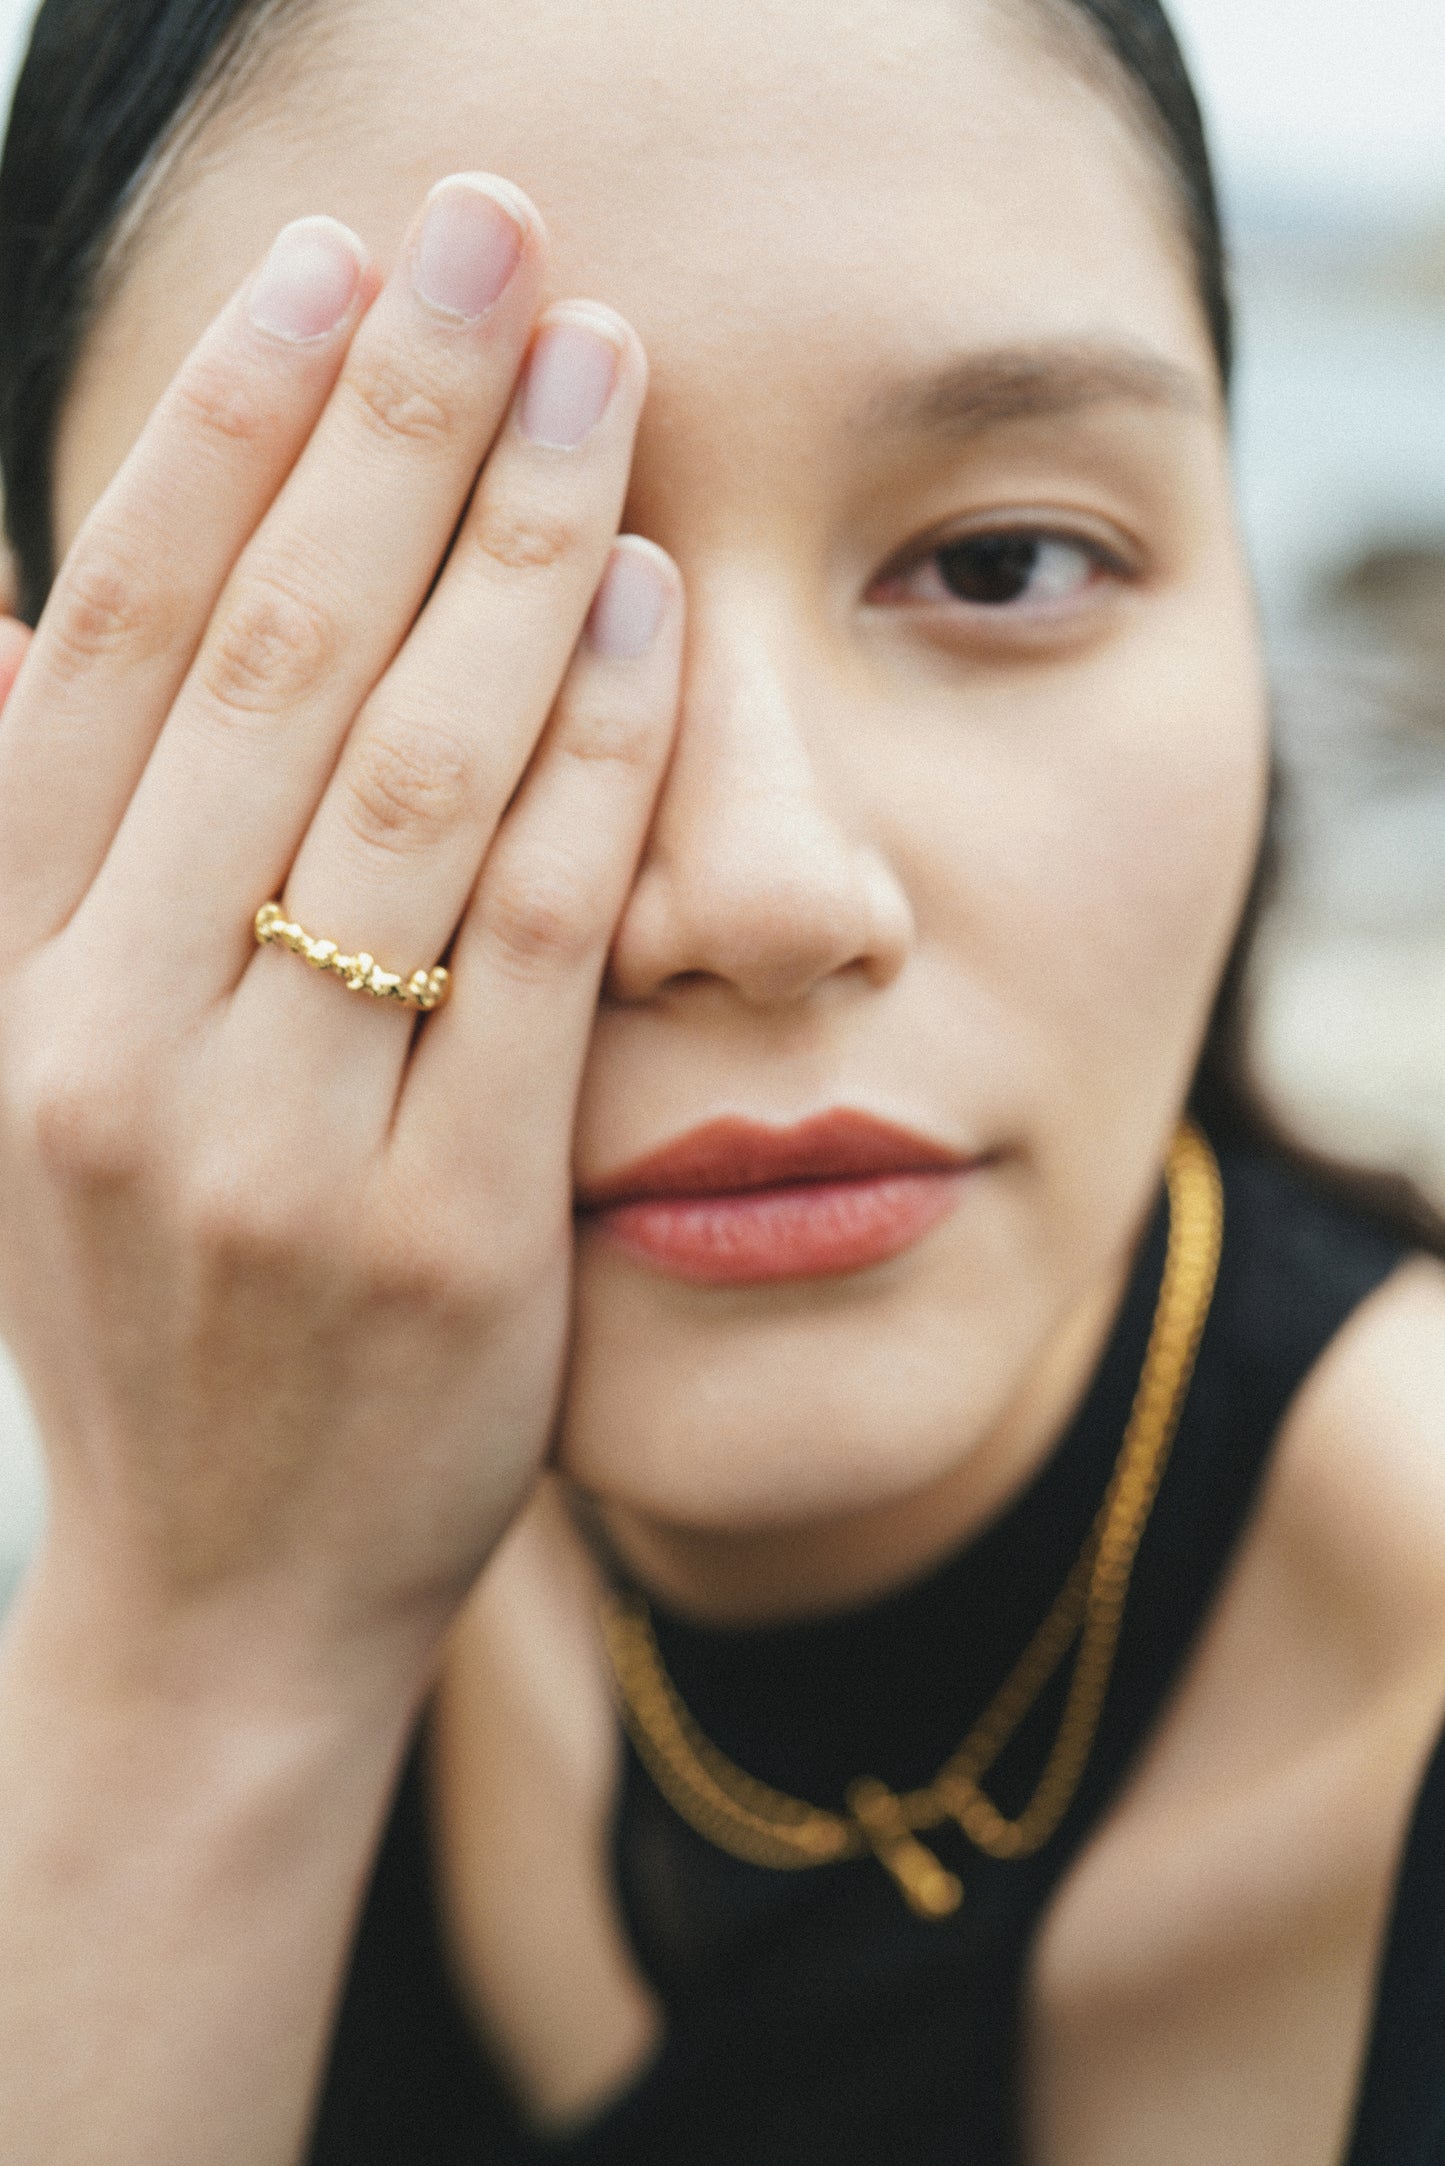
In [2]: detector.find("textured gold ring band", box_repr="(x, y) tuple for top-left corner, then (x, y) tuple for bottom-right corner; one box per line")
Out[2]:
(254, 902), (452, 1013)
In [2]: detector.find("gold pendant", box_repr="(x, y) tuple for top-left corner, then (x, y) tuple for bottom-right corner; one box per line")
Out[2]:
(847, 1778), (963, 1919)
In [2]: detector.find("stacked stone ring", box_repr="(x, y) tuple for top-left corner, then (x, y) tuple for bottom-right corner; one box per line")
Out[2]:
(254, 902), (451, 1013)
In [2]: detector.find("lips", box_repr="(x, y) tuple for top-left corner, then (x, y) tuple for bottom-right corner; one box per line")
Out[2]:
(576, 1110), (977, 1286)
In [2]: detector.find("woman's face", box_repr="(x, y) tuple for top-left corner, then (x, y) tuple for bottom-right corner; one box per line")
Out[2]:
(54, 0), (1268, 1608)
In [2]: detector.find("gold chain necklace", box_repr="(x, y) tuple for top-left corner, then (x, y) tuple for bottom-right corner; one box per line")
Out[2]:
(600, 1122), (1223, 1921)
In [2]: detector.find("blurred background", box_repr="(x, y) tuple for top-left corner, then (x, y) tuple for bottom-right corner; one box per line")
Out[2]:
(1169, 0), (1445, 624)
(0, 0), (1442, 1607)
(1160, 0), (1445, 1259)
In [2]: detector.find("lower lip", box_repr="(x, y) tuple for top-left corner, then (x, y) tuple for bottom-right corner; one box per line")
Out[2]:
(584, 1170), (967, 1286)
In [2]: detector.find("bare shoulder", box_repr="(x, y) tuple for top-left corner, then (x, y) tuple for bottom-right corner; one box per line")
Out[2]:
(1030, 1251), (1445, 1999)
(1269, 1252), (1445, 1672)
(1025, 1255), (1445, 2166)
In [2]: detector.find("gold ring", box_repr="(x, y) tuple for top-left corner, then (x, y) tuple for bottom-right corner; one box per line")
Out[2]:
(254, 903), (451, 1013)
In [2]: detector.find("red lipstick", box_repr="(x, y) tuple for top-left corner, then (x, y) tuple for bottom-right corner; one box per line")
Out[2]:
(576, 1111), (976, 1286)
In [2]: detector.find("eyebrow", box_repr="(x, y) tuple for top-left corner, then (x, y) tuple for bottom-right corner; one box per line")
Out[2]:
(859, 339), (1211, 439)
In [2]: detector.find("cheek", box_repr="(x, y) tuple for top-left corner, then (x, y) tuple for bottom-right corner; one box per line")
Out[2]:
(1076, 621), (1268, 1038)
(907, 598), (1270, 1111)
(555, 586), (1268, 1530)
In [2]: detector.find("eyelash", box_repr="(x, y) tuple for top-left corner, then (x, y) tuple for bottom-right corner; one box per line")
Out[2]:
(870, 524), (1133, 619)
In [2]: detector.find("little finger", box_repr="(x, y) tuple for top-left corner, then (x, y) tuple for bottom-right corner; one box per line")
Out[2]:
(397, 538), (682, 1194)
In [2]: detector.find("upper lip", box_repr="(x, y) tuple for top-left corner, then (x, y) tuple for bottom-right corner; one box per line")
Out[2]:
(576, 1110), (977, 1209)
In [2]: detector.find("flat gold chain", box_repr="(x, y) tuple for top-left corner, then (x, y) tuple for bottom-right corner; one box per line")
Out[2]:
(600, 1122), (1224, 1920)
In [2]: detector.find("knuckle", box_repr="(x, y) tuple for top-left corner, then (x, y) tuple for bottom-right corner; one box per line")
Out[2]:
(467, 493), (584, 578)
(45, 531), (178, 681)
(170, 355), (268, 451)
(558, 687), (664, 773)
(424, 1247), (511, 1325)
(19, 1043), (149, 1189)
(182, 1160), (317, 1276)
(374, 1158), (512, 1312)
(200, 568), (339, 719)
(340, 717), (476, 858)
(340, 352), (459, 449)
(365, 1223), (478, 1314)
(481, 855), (597, 979)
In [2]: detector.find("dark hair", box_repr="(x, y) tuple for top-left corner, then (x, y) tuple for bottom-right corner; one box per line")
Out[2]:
(0, 0), (1231, 626)
(0, 0), (310, 623)
(1037, 0), (1232, 385)
(6, 0), (1434, 1248)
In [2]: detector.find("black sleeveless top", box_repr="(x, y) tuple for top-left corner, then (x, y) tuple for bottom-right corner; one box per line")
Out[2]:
(311, 1140), (1445, 2163)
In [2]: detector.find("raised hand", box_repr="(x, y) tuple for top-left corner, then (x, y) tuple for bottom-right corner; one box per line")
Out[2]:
(0, 174), (682, 2166)
(0, 172), (681, 1696)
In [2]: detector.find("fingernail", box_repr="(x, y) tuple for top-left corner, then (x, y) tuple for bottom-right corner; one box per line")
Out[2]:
(520, 317), (621, 450)
(249, 217), (365, 343)
(587, 541), (671, 660)
(412, 176), (526, 321)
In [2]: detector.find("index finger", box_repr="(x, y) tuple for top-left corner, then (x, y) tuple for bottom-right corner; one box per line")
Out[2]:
(0, 216), (378, 953)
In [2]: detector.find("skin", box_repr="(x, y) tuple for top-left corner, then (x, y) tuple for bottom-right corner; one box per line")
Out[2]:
(56, 0), (1268, 1616)
(0, 0), (1443, 2161)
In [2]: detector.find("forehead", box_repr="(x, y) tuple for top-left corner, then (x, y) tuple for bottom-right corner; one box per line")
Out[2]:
(59, 0), (1212, 523)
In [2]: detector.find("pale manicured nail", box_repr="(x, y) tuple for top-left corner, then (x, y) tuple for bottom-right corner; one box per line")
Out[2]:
(249, 217), (366, 343)
(520, 318), (621, 449)
(412, 176), (526, 320)
(587, 541), (671, 660)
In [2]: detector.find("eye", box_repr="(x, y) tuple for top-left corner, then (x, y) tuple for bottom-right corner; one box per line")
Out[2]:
(871, 526), (1128, 615)
(935, 532), (1096, 605)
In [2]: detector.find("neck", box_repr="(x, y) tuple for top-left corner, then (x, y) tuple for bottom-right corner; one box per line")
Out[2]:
(593, 1252), (1135, 1630)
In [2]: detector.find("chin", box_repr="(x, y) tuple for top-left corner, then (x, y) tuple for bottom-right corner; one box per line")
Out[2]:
(555, 1221), (1058, 1535)
(558, 1395), (972, 1536)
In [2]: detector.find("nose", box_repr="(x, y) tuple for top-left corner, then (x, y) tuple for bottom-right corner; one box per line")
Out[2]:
(605, 613), (914, 1010)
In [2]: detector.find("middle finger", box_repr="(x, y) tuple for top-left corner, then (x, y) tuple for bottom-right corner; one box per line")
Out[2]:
(250, 301), (645, 1087)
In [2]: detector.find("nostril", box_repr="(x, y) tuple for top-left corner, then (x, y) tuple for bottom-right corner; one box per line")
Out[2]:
(602, 767), (915, 1007)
